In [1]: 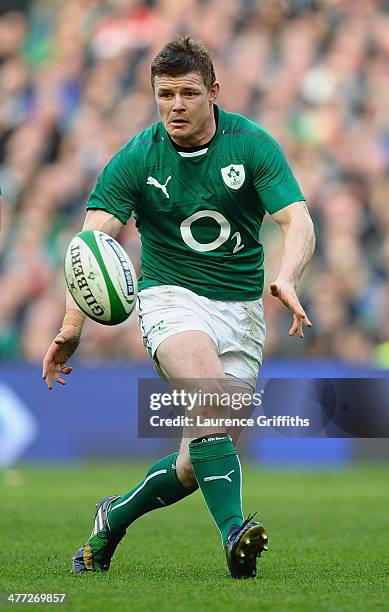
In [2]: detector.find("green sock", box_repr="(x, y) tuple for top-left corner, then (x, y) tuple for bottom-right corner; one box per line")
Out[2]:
(107, 452), (195, 531)
(189, 435), (244, 547)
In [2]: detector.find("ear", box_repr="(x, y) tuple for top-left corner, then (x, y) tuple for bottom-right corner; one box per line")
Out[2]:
(208, 81), (220, 104)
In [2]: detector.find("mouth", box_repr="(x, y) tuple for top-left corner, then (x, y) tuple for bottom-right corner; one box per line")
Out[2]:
(169, 119), (189, 128)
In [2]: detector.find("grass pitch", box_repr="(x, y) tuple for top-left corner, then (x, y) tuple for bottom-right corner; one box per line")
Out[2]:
(1, 462), (388, 611)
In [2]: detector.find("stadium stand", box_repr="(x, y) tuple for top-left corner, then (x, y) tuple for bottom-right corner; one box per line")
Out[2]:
(1, 0), (388, 366)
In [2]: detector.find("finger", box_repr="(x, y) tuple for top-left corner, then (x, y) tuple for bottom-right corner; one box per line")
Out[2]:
(285, 297), (307, 320)
(43, 341), (58, 374)
(296, 319), (304, 338)
(42, 350), (54, 379)
(289, 315), (304, 338)
(42, 360), (48, 380)
(286, 299), (312, 326)
(295, 309), (312, 327)
(289, 316), (300, 337)
(289, 321), (297, 336)
(54, 372), (66, 386)
(60, 366), (72, 375)
(46, 371), (53, 390)
(47, 362), (61, 388)
(42, 358), (55, 381)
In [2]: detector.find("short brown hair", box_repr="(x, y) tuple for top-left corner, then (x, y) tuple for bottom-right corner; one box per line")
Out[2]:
(151, 35), (216, 90)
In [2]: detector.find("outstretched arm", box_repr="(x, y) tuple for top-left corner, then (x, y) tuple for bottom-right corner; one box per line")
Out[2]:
(42, 210), (124, 389)
(270, 201), (315, 338)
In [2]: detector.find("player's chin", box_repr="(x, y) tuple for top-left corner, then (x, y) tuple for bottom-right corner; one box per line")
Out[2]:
(168, 123), (191, 137)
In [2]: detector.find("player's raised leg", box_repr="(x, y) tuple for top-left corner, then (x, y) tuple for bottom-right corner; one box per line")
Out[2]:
(71, 449), (197, 572)
(156, 331), (268, 578)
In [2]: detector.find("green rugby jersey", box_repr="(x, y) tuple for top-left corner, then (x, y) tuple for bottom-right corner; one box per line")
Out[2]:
(86, 106), (305, 300)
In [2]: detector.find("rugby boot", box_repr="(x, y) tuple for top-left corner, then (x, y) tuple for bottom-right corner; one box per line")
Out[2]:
(72, 495), (126, 572)
(225, 513), (268, 579)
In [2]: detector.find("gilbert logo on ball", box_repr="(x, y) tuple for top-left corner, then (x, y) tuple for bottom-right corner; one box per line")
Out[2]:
(64, 230), (138, 325)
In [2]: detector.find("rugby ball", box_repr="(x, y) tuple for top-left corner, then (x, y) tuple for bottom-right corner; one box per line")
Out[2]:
(64, 230), (137, 325)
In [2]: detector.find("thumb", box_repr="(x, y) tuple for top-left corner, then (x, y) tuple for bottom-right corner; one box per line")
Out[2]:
(54, 334), (66, 345)
(269, 282), (279, 297)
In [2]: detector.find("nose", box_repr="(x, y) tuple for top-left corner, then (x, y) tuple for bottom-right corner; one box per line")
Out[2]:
(172, 94), (186, 112)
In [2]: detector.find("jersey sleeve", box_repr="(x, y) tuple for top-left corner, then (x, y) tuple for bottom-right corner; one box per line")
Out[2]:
(86, 148), (139, 224)
(250, 130), (305, 215)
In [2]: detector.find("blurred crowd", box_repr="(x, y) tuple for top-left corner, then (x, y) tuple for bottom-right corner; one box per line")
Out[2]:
(1, 0), (389, 366)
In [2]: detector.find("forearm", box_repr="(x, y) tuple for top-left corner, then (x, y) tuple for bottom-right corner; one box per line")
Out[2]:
(276, 211), (315, 286)
(82, 209), (124, 236)
(65, 288), (85, 314)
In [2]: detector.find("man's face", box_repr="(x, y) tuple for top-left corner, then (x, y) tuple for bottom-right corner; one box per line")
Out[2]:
(154, 72), (220, 147)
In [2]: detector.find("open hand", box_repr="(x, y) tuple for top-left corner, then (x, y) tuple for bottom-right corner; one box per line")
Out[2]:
(270, 279), (312, 338)
(42, 329), (80, 390)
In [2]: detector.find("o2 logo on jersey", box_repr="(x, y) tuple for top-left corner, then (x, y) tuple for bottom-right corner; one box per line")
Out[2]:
(180, 210), (244, 254)
(221, 164), (245, 190)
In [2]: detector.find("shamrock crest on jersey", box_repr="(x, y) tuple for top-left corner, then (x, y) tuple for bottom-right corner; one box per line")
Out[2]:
(147, 175), (171, 199)
(221, 165), (245, 190)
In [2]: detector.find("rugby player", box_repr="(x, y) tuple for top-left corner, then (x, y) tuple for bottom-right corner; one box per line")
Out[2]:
(42, 36), (315, 579)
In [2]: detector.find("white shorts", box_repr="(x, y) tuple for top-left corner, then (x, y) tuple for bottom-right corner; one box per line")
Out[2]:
(137, 285), (266, 384)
